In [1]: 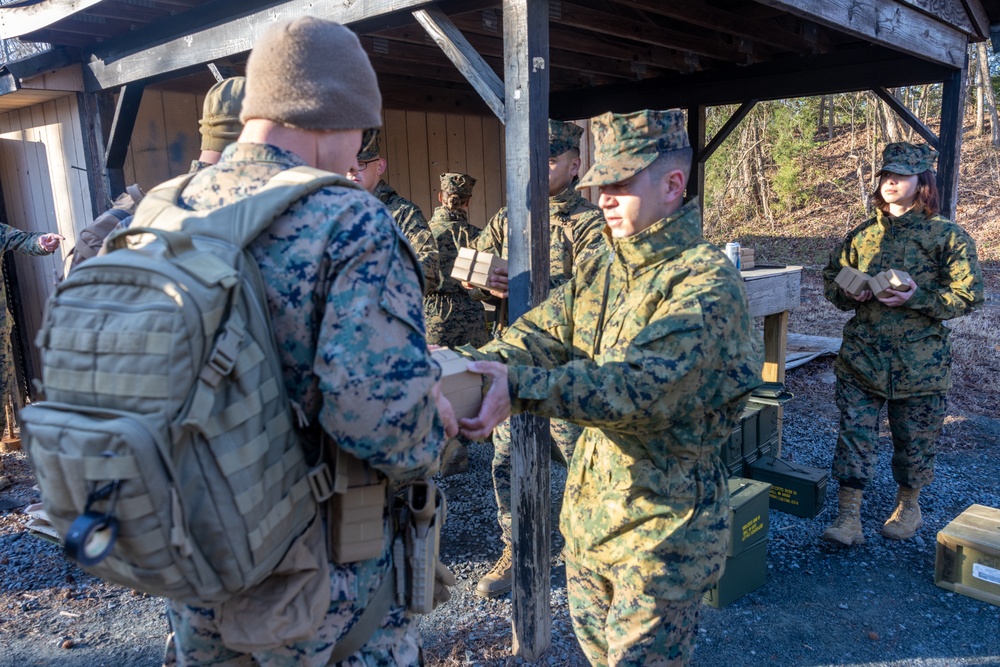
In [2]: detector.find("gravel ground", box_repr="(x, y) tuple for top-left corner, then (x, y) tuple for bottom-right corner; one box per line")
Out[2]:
(2, 274), (999, 666)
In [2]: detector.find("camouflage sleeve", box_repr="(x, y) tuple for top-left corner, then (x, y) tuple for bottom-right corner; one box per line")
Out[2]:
(314, 198), (444, 481)
(904, 225), (985, 320)
(572, 209), (608, 265)
(397, 205), (440, 295)
(0, 223), (50, 256)
(479, 280), (735, 435)
(822, 236), (862, 312)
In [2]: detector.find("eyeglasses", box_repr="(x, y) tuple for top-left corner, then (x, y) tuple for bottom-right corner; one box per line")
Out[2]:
(355, 159), (379, 172)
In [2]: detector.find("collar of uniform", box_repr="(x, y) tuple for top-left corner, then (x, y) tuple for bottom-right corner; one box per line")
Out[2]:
(374, 179), (396, 202)
(876, 206), (926, 228)
(549, 182), (583, 216)
(433, 206), (467, 223)
(607, 197), (703, 272)
(220, 142), (310, 168)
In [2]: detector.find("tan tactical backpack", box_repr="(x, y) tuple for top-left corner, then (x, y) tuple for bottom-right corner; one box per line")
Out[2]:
(22, 166), (356, 604)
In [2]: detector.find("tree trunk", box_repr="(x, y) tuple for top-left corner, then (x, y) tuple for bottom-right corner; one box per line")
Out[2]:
(974, 47), (985, 136)
(978, 42), (1000, 148)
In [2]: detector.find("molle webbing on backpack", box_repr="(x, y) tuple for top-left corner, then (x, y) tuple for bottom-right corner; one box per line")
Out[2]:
(23, 166), (358, 605)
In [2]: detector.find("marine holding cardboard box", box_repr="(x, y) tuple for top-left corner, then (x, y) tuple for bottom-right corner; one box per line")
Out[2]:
(458, 110), (762, 666)
(820, 142), (984, 547)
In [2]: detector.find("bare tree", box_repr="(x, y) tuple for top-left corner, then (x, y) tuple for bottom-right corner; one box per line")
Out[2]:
(977, 41), (1000, 148)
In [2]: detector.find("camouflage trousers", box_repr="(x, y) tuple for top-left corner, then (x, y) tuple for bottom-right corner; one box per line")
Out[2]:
(1, 324), (14, 410)
(492, 416), (582, 545)
(833, 378), (946, 490)
(423, 293), (489, 348)
(162, 548), (419, 667)
(565, 557), (704, 667)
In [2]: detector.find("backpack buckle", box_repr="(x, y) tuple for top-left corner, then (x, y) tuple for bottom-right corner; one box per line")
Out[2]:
(308, 463), (334, 502)
(200, 322), (243, 387)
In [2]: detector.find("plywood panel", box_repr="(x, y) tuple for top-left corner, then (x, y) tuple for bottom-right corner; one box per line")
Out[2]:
(160, 91), (200, 179)
(383, 109), (408, 194)
(480, 115), (503, 229)
(463, 115), (486, 228)
(445, 113), (465, 174)
(404, 110), (431, 219)
(425, 112), (448, 206)
(129, 90), (169, 192)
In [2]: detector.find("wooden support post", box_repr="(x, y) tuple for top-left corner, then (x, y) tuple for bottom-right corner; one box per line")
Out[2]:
(938, 59), (967, 221)
(105, 83), (145, 197)
(414, 6), (506, 124)
(503, 0), (551, 660)
(686, 104), (705, 205)
(761, 310), (789, 457)
(77, 91), (116, 217)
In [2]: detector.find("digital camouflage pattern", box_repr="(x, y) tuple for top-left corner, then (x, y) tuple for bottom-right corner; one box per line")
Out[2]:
(822, 207), (984, 399)
(462, 199), (763, 665)
(880, 142), (938, 175)
(438, 172), (476, 200)
(833, 378), (945, 489)
(424, 204), (488, 348)
(0, 224), (52, 406)
(374, 180), (440, 295)
(577, 109), (689, 189)
(549, 119), (584, 157)
(165, 142), (446, 666)
(823, 206), (982, 493)
(472, 183), (605, 543)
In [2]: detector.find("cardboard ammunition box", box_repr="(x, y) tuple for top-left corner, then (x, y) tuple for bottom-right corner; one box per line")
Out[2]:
(431, 348), (482, 421)
(450, 247), (507, 290)
(869, 269), (913, 299)
(935, 504), (1000, 607)
(834, 266), (871, 297)
(741, 404), (763, 459)
(748, 456), (829, 518)
(726, 477), (771, 557)
(328, 452), (387, 563)
(704, 537), (767, 608)
(739, 248), (755, 270)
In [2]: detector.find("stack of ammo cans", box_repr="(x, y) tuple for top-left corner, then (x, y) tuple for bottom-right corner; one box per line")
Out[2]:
(720, 399), (781, 478)
(704, 477), (772, 608)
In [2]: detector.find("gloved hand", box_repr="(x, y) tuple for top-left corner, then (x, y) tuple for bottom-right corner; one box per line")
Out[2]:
(432, 560), (456, 609)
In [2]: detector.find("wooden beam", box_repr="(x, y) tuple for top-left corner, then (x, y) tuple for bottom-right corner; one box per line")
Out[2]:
(76, 91), (114, 217)
(80, 0), (443, 91)
(699, 100), (757, 163)
(754, 0), (968, 69)
(895, 0), (978, 36)
(761, 310), (789, 457)
(0, 0), (105, 39)
(871, 87), (940, 149)
(104, 83), (144, 196)
(503, 0), (551, 660)
(938, 62), (967, 220)
(551, 47), (953, 119)
(413, 6), (505, 123)
(687, 104), (705, 205)
(376, 73), (494, 115)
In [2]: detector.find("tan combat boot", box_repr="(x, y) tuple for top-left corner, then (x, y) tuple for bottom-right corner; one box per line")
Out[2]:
(821, 487), (865, 546)
(882, 486), (923, 540)
(475, 545), (513, 598)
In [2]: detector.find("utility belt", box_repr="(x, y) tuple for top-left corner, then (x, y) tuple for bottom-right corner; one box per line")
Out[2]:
(325, 442), (447, 615)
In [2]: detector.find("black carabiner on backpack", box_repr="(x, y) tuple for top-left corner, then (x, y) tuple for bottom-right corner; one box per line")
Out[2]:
(65, 454), (122, 567)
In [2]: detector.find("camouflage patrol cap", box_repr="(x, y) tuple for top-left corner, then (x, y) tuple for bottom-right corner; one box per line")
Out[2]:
(577, 109), (689, 189)
(549, 120), (584, 157)
(440, 172), (477, 199)
(199, 76), (245, 152)
(880, 142), (938, 175)
(357, 129), (381, 161)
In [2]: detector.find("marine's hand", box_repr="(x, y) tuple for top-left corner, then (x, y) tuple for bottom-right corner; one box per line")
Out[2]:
(485, 266), (508, 299)
(877, 278), (917, 307)
(37, 233), (64, 252)
(846, 288), (872, 302)
(459, 361), (511, 440)
(431, 382), (459, 439)
(432, 560), (456, 609)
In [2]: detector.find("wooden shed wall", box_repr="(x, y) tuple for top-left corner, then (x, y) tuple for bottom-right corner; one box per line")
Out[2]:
(0, 94), (92, 388)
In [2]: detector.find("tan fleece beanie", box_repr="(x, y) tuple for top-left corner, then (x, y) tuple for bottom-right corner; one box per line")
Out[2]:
(241, 16), (382, 131)
(199, 76), (245, 152)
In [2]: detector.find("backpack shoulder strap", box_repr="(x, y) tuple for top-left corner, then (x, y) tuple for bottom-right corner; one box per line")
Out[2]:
(134, 166), (359, 249)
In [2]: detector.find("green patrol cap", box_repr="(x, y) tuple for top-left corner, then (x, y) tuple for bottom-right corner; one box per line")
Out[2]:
(199, 77), (246, 152)
(577, 109), (689, 189)
(357, 129), (382, 161)
(880, 142), (938, 176)
(440, 172), (477, 199)
(549, 120), (584, 157)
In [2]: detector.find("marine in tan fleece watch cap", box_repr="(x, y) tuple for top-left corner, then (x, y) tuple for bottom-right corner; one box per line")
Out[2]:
(240, 16), (382, 132)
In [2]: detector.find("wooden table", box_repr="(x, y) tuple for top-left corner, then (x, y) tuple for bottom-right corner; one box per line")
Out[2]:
(742, 266), (803, 457)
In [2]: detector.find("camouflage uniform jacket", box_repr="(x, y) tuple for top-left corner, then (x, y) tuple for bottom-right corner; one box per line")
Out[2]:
(180, 143), (445, 480)
(374, 180), (440, 295)
(1, 224), (51, 398)
(823, 208), (983, 399)
(472, 185), (606, 325)
(465, 199), (762, 561)
(428, 206), (481, 296)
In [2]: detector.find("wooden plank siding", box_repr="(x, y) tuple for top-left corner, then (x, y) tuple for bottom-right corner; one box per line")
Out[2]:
(0, 96), (92, 385)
